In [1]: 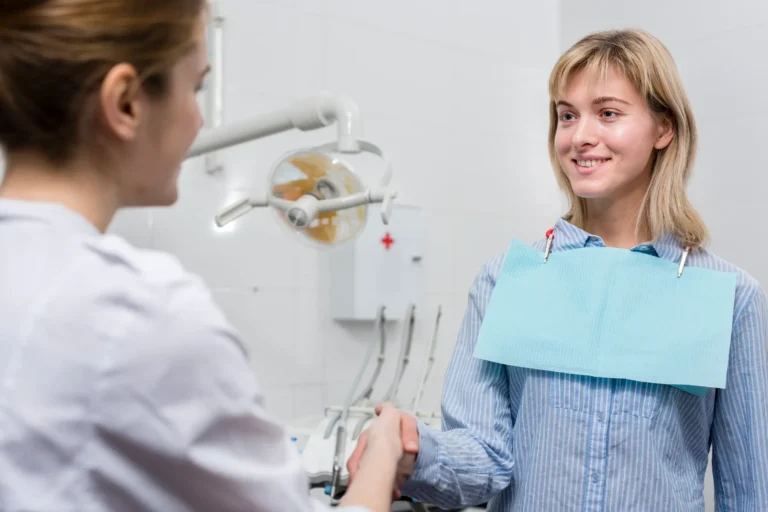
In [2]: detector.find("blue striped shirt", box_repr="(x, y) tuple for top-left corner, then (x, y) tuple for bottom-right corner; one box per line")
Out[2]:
(401, 218), (768, 511)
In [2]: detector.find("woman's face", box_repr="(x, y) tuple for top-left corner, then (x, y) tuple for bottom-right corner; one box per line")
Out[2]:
(553, 66), (674, 204)
(110, 14), (209, 207)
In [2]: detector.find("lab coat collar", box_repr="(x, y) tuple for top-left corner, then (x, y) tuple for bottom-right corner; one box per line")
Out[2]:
(0, 198), (101, 236)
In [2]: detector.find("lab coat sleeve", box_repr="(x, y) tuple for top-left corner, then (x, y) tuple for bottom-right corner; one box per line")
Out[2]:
(711, 284), (768, 511)
(90, 274), (368, 512)
(399, 256), (514, 508)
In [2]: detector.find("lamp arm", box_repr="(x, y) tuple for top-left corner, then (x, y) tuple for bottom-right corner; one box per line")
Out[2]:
(187, 92), (362, 159)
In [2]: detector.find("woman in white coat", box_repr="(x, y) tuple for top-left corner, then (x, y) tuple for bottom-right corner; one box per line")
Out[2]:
(0, 2), (407, 511)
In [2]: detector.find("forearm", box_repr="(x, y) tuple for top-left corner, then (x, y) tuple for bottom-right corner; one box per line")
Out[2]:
(712, 286), (768, 510)
(712, 402), (768, 510)
(340, 443), (398, 512)
(399, 257), (513, 508)
(400, 421), (513, 508)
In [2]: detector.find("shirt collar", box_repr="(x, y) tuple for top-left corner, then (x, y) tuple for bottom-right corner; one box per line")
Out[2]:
(652, 231), (687, 263)
(552, 218), (592, 251)
(0, 198), (101, 236)
(552, 217), (685, 263)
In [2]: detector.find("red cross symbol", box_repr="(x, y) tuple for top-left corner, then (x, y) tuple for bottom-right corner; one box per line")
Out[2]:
(381, 232), (395, 250)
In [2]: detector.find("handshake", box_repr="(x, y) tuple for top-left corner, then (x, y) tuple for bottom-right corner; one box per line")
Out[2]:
(345, 403), (421, 500)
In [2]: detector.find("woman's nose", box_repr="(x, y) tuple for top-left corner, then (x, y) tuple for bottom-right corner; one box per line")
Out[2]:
(572, 117), (599, 148)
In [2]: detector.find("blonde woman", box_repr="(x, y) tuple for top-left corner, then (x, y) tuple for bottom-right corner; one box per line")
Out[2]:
(348, 29), (768, 511)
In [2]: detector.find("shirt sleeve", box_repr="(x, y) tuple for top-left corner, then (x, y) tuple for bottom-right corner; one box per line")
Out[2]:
(89, 273), (369, 512)
(711, 283), (768, 511)
(399, 257), (515, 508)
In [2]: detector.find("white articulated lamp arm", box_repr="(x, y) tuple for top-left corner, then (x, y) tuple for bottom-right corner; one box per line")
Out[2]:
(187, 93), (362, 158)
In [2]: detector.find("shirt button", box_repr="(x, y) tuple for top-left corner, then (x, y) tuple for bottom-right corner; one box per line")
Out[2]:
(592, 472), (599, 483)
(596, 412), (604, 422)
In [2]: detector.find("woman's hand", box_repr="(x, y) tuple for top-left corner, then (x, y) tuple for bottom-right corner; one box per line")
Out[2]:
(362, 403), (404, 465)
(347, 403), (420, 500)
(338, 403), (413, 511)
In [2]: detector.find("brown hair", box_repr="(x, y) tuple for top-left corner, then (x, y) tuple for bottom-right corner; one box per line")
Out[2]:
(0, 0), (206, 164)
(548, 29), (708, 248)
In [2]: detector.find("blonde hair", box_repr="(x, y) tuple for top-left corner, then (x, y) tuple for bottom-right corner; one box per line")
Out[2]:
(547, 29), (708, 248)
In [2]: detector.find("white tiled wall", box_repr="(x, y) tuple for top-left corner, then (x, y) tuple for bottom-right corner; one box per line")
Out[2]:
(107, 0), (563, 425)
(560, 3), (768, 510)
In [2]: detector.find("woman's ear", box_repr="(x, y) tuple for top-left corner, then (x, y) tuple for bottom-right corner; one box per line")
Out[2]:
(98, 63), (143, 142)
(654, 113), (675, 150)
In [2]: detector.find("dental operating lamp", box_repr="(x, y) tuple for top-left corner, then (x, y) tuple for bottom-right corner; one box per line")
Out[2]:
(186, 93), (397, 243)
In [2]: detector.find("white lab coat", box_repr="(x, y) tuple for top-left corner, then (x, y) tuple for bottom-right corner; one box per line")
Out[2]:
(0, 198), (368, 512)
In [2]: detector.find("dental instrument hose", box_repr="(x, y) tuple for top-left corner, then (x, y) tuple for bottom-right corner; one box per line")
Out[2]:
(383, 304), (416, 403)
(329, 305), (387, 503)
(410, 305), (442, 414)
(323, 309), (387, 439)
(350, 303), (416, 441)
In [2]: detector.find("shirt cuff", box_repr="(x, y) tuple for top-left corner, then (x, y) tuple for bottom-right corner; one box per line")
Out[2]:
(400, 419), (441, 495)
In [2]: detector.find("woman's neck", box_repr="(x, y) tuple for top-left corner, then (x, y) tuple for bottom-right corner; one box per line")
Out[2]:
(583, 188), (649, 249)
(0, 151), (119, 233)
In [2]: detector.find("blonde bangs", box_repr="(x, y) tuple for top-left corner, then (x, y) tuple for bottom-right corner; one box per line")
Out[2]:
(550, 52), (615, 103)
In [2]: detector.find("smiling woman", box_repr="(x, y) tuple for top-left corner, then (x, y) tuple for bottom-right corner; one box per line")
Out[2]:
(347, 28), (768, 512)
(547, 29), (706, 249)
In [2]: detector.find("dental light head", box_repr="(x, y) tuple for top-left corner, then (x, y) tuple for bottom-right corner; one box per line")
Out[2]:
(216, 140), (394, 247)
(186, 93), (397, 247)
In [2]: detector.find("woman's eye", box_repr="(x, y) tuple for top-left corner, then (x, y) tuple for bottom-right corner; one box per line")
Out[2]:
(195, 78), (209, 94)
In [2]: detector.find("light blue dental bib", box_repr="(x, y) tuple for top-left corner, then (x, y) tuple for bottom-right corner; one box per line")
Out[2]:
(473, 240), (738, 397)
